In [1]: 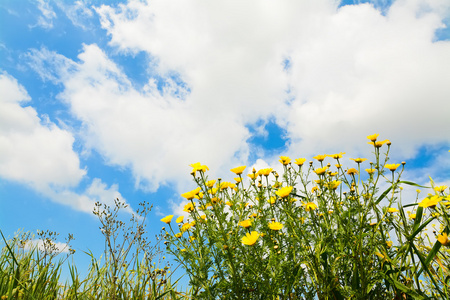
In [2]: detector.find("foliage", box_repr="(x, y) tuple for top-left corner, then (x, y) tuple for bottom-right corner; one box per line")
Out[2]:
(163, 135), (450, 299)
(0, 199), (185, 299)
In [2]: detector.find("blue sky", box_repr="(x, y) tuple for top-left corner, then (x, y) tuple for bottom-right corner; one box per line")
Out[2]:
(1, 0), (450, 286)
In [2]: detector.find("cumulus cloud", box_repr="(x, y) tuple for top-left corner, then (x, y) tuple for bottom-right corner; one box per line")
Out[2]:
(25, 0), (450, 204)
(0, 72), (131, 214)
(0, 72), (85, 188)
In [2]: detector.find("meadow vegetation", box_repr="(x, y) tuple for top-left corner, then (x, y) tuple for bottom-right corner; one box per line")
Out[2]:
(1, 134), (449, 299)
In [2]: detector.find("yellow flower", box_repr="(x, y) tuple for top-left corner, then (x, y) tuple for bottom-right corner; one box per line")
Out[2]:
(239, 219), (252, 228)
(208, 188), (218, 195)
(367, 134), (379, 142)
(176, 216), (184, 223)
(434, 185), (448, 193)
(205, 180), (216, 188)
(190, 162), (209, 173)
(199, 215), (207, 222)
(419, 195), (442, 208)
(268, 196), (276, 204)
(181, 187), (201, 200)
(335, 164), (342, 169)
(230, 166), (246, 175)
(211, 197), (221, 204)
(311, 186), (319, 193)
(234, 177), (242, 183)
(365, 168), (376, 174)
(304, 202), (318, 211)
(180, 223), (192, 232)
(161, 215), (174, 224)
(183, 202), (195, 213)
(294, 158), (307, 166)
(437, 232), (450, 246)
(226, 201), (233, 206)
(175, 233), (182, 238)
(258, 168), (273, 176)
(350, 158), (367, 163)
(347, 168), (358, 175)
(268, 222), (284, 231)
(385, 164), (401, 172)
(387, 207), (398, 213)
(275, 186), (293, 198)
(241, 231), (259, 246)
(369, 140), (390, 148)
(409, 214), (416, 220)
(328, 180), (341, 190)
(386, 241), (393, 248)
(279, 156), (291, 165)
(219, 181), (234, 190)
(313, 154), (327, 162)
(247, 173), (257, 180)
(328, 152), (345, 159)
(314, 166), (328, 175)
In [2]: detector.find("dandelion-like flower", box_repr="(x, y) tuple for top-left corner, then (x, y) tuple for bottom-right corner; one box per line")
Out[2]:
(268, 222), (283, 231)
(279, 156), (291, 165)
(294, 158), (307, 166)
(247, 173), (257, 180)
(181, 187), (201, 200)
(387, 207), (398, 213)
(304, 202), (318, 211)
(328, 180), (341, 190)
(365, 168), (376, 174)
(205, 180), (216, 188)
(313, 154), (327, 162)
(176, 216), (184, 223)
(385, 164), (401, 172)
(437, 232), (450, 246)
(190, 162), (209, 173)
(328, 152), (345, 159)
(239, 219), (252, 228)
(230, 166), (246, 175)
(347, 168), (358, 175)
(314, 166), (328, 175)
(350, 158), (367, 163)
(367, 134), (379, 142)
(241, 231), (259, 246)
(183, 202), (195, 213)
(258, 168), (273, 176)
(160, 215), (173, 224)
(275, 186), (293, 198)
(434, 185), (448, 193)
(419, 195), (442, 208)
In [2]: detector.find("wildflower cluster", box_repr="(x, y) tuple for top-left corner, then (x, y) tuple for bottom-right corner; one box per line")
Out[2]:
(162, 135), (450, 299)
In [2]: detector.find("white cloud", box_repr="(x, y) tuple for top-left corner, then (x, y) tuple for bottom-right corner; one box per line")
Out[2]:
(24, 0), (450, 209)
(0, 72), (85, 188)
(24, 47), (77, 83)
(24, 238), (71, 254)
(33, 0), (57, 29)
(56, 1), (94, 30)
(41, 178), (132, 214)
(0, 72), (132, 214)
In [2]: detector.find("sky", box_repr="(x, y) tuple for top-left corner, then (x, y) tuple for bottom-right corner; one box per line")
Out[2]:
(1, 0), (450, 287)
